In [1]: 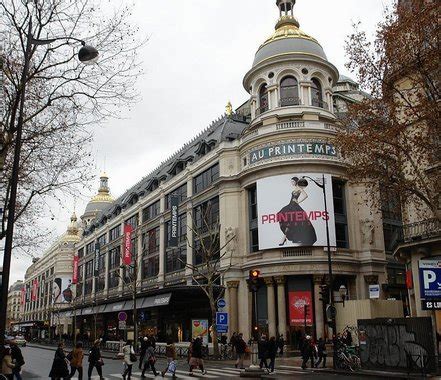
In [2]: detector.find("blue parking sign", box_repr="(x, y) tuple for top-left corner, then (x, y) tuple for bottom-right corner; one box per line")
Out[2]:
(419, 259), (441, 298)
(216, 312), (228, 326)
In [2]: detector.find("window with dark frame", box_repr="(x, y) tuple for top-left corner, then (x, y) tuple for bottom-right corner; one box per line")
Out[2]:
(280, 76), (300, 106)
(165, 214), (187, 273)
(193, 164), (219, 195)
(109, 225), (121, 241)
(97, 233), (106, 247)
(248, 185), (259, 253)
(125, 214), (138, 229)
(142, 200), (160, 223)
(259, 84), (269, 113)
(165, 183), (187, 210)
(108, 246), (121, 270)
(332, 178), (348, 248)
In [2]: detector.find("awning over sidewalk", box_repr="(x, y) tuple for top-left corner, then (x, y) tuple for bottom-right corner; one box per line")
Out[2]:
(61, 293), (173, 317)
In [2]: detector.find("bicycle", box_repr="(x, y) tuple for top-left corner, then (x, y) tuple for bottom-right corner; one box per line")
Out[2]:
(335, 344), (361, 372)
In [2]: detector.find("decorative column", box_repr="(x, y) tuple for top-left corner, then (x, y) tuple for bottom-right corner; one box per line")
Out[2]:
(313, 275), (325, 339)
(227, 281), (240, 335)
(265, 277), (276, 338)
(275, 276), (287, 339)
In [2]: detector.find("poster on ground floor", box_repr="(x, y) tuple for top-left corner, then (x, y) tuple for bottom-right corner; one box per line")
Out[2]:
(288, 291), (312, 326)
(191, 319), (208, 345)
(257, 173), (336, 250)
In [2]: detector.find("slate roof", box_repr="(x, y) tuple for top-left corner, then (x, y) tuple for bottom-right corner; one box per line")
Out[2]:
(84, 113), (249, 234)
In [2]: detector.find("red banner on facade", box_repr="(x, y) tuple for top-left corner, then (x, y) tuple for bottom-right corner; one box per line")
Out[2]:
(123, 224), (133, 265)
(406, 269), (413, 289)
(31, 279), (38, 301)
(21, 286), (26, 305)
(72, 255), (79, 284)
(288, 291), (312, 325)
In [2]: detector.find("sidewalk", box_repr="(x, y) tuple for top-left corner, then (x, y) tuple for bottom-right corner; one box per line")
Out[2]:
(27, 343), (437, 379)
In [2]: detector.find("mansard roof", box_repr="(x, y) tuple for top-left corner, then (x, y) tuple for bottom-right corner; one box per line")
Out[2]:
(84, 113), (248, 235)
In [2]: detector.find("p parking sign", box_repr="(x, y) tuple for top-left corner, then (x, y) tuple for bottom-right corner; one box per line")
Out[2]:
(419, 259), (441, 298)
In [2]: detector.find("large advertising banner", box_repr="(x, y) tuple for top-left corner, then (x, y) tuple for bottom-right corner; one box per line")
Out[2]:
(288, 291), (313, 326)
(52, 277), (73, 304)
(257, 173), (336, 250)
(21, 286), (26, 305)
(123, 224), (133, 265)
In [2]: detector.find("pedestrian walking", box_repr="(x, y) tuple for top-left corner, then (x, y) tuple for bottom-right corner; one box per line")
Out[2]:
(277, 334), (285, 356)
(229, 332), (238, 359)
(10, 339), (25, 380)
(87, 339), (104, 380)
(69, 342), (84, 380)
(258, 335), (269, 372)
(234, 333), (246, 369)
(139, 337), (148, 370)
(1, 346), (15, 380)
(315, 338), (327, 368)
(301, 336), (314, 370)
(141, 343), (158, 378)
(48, 342), (70, 380)
(268, 336), (277, 373)
(188, 336), (207, 376)
(161, 340), (177, 378)
(122, 340), (136, 380)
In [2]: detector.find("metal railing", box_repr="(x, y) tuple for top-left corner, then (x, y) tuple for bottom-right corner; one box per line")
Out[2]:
(403, 218), (440, 242)
(279, 97), (301, 106)
(312, 98), (329, 110)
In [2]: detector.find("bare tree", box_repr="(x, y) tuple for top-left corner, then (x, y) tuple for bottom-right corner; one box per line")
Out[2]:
(0, 0), (145, 251)
(335, 0), (440, 219)
(180, 201), (236, 357)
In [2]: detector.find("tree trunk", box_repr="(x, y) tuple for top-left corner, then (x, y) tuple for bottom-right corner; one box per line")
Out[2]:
(208, 286), (219, 357)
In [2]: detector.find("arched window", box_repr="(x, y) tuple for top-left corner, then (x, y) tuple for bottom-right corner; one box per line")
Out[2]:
(280, 76), (299, 106)
(311, 78), (324, 108)
(258, 84), (269, 114)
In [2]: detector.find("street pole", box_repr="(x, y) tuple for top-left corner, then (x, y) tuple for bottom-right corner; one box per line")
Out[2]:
(0, 18), (33, 345)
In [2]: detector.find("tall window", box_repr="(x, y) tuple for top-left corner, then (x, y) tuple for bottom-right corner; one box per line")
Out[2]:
(311, 78), (324, 108)
(193, 164), (219, 195)
(142, 256), (159, 279)
(142, 226), (160, 279)
(108, 246), (121, 270)
(165, 184), (187, 210)
(381, 188), (402, 252)
(97, 234), (106, 247)
(248, 186), (259, 253)
(142, 201), (160, 223)
(78, 247), (84, 259)
(193, 197), (220, 265)
(259, 84), (269, 113)
(109, 225), (121, 242)
(332, 178), (348, 248)
(125, 214), (138, 229)
(85, 242), (94, 256)
(280, 76), (299, 106)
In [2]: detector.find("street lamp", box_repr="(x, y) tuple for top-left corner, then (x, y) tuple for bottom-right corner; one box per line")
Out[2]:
(0, 12), (98, 345)
(338, 285), (347, 307)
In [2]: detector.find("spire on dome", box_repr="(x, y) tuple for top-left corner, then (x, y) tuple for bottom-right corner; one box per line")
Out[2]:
(276, 0), (299, 28)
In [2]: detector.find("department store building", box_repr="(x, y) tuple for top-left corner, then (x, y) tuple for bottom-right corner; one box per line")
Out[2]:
(24, 0), (407, 344)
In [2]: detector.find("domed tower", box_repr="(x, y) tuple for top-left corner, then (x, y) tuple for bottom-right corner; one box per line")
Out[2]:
(243, 0), (338, 125)
(62, 212), (81, 244)
(81, 172), (114, 227)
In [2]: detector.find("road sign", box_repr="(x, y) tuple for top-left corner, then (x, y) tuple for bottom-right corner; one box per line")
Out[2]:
(419, 259), (441, 298)
(216, 312), (228, 326)
(118, 311), (127, 322)
(118, 320), (126, 330)
(217, 325), (228, 334)
(217, 298), (226, 309)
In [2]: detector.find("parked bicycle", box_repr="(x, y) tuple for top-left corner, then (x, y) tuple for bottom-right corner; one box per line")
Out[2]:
(335, 344), (361, 372)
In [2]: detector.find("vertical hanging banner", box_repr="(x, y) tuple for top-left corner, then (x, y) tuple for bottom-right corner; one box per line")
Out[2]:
(31, 279), (38, 301)
(169, 194), (179, 248)
(94, 242), (101, 276)
(123, 224), (133, 265)
(21, 286), (26, 305)
(72, 255), (79, 284)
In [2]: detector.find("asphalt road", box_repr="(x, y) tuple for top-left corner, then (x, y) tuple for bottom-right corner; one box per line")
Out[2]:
(18, 346), (384, 379)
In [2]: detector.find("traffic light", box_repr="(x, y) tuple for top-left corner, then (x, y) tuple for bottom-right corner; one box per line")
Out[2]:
(319, 284), (329, 304)
(248, 269), (261, 292)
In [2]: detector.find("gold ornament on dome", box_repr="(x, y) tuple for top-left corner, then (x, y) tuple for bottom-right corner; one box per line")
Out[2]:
(90, 192), (114, 203)
(261, 15), (319, 48)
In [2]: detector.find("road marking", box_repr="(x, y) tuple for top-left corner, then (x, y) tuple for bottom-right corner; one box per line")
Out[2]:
(176, 369), (218, 378)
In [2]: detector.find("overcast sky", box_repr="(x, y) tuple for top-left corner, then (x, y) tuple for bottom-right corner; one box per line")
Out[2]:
(7, 0), (393, 285)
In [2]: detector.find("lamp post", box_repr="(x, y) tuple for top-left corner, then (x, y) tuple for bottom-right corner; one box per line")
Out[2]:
(301, 174), (336, 367)
(0, 11), (98, 345)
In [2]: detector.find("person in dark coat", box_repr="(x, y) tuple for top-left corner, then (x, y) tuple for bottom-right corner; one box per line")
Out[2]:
(48, 342), (69, 380)
(10, 339), (25, 380)
(258, 335), (270, 372)
(301, 336), (314, 370)
(234, 333), (247, 369)
(276, 334), (285, 356)
(268, 336), (277, 373)
(88, 339), (104, 380)
(139, 337), (149, 370)
(315, 337), (327, 368)
(188, 337), (206, 376)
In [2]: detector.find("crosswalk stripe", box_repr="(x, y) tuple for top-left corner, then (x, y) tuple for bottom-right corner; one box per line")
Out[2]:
(280, 364), (301, 369)
(176, 369), (218, 378)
